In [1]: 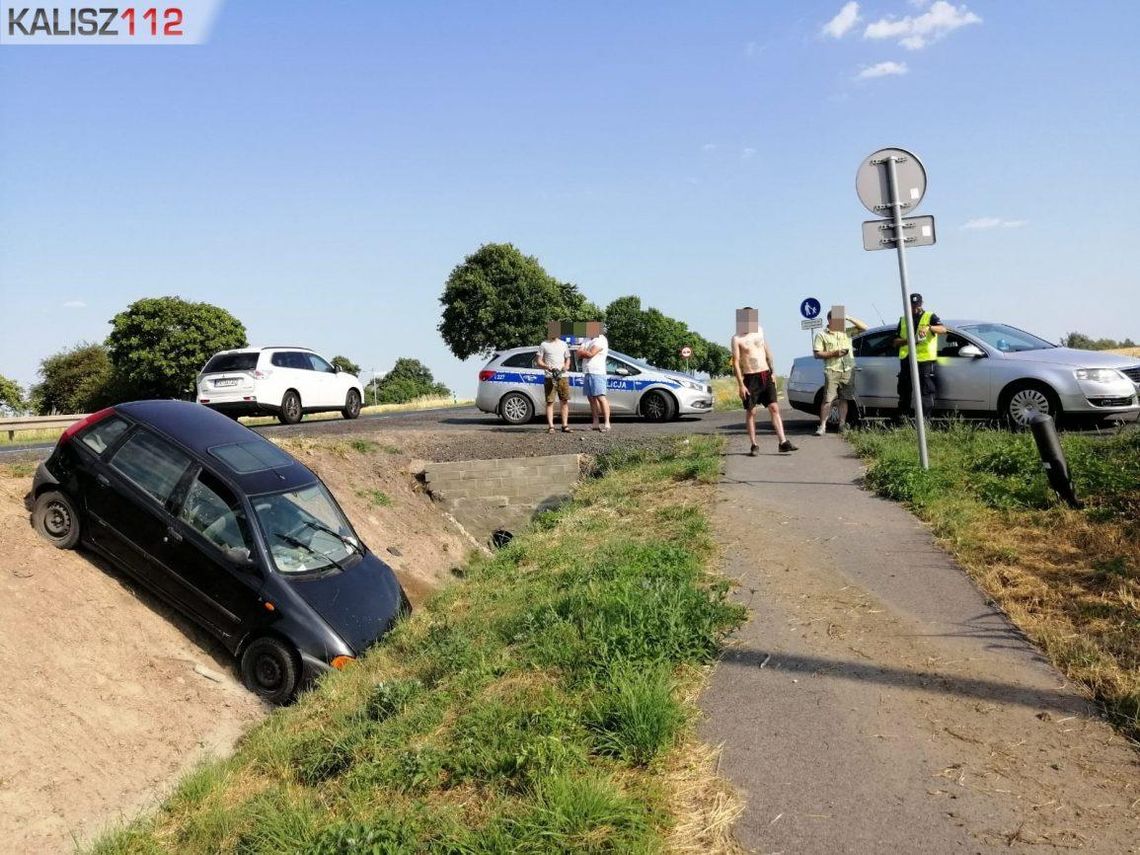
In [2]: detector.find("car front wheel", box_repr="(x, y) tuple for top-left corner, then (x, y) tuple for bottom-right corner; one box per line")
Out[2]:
(240, 636), (299, 704)
(1001, 381), (1061, 429)
(278, 390), (303, 425)
(499, 392), (534, 425)
(342, 389), (362, 420)
(640, 390), (676, 422)
(33, 490), (81, 549)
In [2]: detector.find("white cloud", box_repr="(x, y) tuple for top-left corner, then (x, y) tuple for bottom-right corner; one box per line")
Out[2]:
(864, 1), (981, 50)
(856, 61), (908, 79)
(962, 217), (1027, 230)
(62, 300), (86, 309)
(822, 2), (861, 38)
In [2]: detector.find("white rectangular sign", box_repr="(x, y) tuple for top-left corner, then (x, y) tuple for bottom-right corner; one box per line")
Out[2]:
(862, 215), (936, 251)
(800, 318), (824, 330)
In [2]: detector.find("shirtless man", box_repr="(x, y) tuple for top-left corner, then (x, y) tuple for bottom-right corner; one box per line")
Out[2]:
(731, 307), (797, 456)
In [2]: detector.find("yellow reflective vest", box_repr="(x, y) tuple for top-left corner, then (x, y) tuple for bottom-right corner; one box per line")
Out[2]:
(898, 311), (938, 361)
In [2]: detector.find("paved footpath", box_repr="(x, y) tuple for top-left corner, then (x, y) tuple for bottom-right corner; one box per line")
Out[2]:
(700, 412), (1139, 854)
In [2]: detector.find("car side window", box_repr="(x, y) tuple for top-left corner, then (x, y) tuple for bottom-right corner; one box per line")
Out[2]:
(606, 356), (639, 376)
(938, 332), (972, 358)
(109, 430), (192, 506)
(178, 469), (254, 559)
(308, 354), (336, 374)
(270, 352), (289, 368)
(501, 352), (538, 369)
(79, 415), (130, 456)
(855, 330), (897, 357)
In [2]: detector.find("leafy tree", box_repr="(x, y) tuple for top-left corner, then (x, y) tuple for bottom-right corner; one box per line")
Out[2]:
(107, 297), (247, 399)
(1062, 332), (1137, 351)
(331, 355), (361, 376)
(369, 358), (450, 404)
(30, 342), (114, 414)
(439, 243), (598, 359)
(0, 374), (24, 415)
(602, 296), (731, 376)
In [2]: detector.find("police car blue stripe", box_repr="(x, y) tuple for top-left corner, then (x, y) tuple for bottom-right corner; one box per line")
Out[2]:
(484, 370), (682, 391)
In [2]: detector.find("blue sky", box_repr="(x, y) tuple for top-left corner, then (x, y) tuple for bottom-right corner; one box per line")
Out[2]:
(2, 1), (1138, 398)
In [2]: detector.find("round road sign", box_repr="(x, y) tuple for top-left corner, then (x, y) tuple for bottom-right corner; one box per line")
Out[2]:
(799, 298), (821, 319)
(856, 147), (927, 217)
(680, 346), (693, 359)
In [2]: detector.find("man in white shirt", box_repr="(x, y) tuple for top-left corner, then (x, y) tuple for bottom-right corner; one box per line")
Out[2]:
(536, 323), (572, 433)
(577, 322), (611, 432)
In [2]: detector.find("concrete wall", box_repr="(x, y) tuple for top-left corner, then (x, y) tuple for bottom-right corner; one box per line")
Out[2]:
(419, 454), (583, 544)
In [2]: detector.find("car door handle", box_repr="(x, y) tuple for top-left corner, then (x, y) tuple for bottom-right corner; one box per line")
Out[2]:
(164, 527), (183, 544)
(96, 473), (111, 487)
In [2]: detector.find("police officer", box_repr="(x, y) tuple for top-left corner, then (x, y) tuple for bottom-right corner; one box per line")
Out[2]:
(892, 293), (946, 421)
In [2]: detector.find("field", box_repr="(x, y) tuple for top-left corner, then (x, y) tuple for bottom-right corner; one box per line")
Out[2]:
(90, 436), (747, 854)
(848, 423), (1140, 739)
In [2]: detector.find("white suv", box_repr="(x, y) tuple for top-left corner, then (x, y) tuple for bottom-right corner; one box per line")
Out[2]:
(197, 347), (365, 424)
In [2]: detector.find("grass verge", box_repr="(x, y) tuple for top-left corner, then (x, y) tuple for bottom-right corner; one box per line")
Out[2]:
(89, 435), (745, 854)
(848, 422), (1140, 739)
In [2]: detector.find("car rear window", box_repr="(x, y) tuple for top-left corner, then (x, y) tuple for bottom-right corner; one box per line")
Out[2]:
(203, 352), (259, 373)
(209, 441), (295, 474)
(501, 352), (537, 368)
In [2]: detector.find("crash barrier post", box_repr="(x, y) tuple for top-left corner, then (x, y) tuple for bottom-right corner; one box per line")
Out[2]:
(1029, 412), (1082, 509)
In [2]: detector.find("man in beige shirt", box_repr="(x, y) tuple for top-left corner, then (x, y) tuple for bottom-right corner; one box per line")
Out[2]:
(812, 310), (868, 436)
(731, 307), (797, 456)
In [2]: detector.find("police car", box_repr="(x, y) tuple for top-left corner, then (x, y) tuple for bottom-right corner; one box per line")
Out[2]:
(476, 345), (714, 424)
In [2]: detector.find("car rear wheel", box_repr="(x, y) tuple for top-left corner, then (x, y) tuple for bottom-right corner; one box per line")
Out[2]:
(342, 389), (362, 420)
(33, 490), (81, 549)
(240, 636), (299, 704)
(640, 390), (676, 422)
(278, 390), (303, 425)
(499, 392), (534, 425)
(1000, 381), (1061, 429)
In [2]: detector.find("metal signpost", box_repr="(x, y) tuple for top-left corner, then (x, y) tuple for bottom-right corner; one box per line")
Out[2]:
(680, 345), (693, 374)
(856, 147), (936, 470)
(800, 297), (823, 350)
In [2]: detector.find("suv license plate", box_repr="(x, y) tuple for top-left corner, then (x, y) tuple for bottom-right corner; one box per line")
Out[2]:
(215, 378), (239, 387)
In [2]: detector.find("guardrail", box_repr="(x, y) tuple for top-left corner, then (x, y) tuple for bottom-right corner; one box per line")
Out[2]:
(0, 413), (86, 441)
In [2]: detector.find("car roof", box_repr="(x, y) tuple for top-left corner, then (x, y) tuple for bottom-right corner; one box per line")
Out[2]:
(859, 319), (1002, 334)
(211, 346), (317, 354)
(495, 344), (644, 363)
(115, 400), (317, 494)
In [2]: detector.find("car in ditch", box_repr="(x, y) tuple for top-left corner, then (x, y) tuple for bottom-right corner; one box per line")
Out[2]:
(196, 346), (365, 424)
(786, 320), (1140, 427)
(475, 346), (714, 424)
(29, 400), (408, 704)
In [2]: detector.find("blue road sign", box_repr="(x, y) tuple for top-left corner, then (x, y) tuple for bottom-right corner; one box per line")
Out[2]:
(800, 298), (821, 319)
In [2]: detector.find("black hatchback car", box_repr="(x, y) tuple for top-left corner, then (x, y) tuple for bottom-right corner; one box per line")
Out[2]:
(30, 400), (408, 703)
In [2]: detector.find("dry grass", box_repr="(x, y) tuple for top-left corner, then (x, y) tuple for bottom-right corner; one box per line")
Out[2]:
(1108, 347), (1140, 358)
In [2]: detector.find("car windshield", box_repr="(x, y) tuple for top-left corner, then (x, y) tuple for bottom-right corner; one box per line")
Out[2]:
(958, 323), (1056, 353)
(252, 483), (360, 574)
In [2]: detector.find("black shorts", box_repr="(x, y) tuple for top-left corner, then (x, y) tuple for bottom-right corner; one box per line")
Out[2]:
(742, 371), (776, 410)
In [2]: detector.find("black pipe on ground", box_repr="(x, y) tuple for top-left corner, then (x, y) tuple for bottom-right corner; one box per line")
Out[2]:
(1029, 413), (1082, 509)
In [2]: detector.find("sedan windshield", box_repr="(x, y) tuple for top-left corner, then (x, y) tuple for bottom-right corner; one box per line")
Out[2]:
(252, 483), (360, 574)
(958, 323), (1056, 353)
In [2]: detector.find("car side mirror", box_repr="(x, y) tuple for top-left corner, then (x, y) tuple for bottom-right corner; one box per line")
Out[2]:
(614, 368), (630, 377)
(223, 545), (255, 566)
(958, 344), (985, 359)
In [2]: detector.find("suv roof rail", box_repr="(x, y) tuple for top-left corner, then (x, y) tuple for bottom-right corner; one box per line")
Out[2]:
(260, 346), (317, 352)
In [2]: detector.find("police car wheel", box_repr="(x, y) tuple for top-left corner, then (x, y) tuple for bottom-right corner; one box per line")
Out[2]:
(500, 392), (534, 425)
(640, 390), (675, 422)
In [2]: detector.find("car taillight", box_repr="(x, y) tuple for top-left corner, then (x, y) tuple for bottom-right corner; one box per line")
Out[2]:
(479, 370), (494, 381)
(253, 369), (272, 379)
(59, 407), (116, 445)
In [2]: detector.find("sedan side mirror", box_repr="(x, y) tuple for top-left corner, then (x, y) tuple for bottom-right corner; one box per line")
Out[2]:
(223, 545), (256, 567)
(614, 368), (630, 377)
(959, 344), (985, 359)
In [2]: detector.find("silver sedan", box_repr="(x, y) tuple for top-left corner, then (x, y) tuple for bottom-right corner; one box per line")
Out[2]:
(787, 320), (1140, 426)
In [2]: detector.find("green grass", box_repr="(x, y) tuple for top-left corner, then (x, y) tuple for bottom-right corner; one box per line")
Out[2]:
(88, 434), (743, 854)
(848, 422), (1140, 738)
